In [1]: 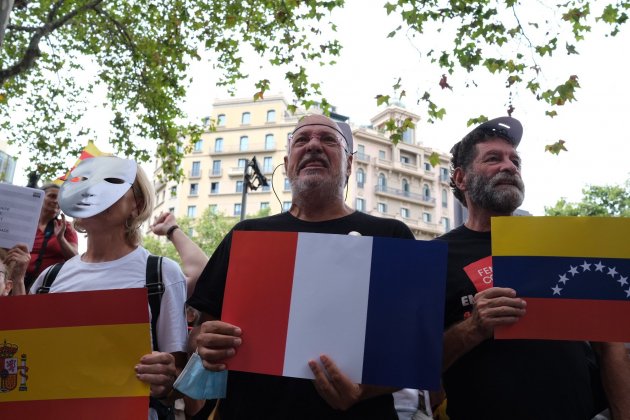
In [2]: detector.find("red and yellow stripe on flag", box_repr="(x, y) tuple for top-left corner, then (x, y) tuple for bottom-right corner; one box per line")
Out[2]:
(53, 140), (105, 185)
(0, 289), (151, 419)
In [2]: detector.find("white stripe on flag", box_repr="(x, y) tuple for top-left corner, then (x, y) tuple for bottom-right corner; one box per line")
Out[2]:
(283, 233), (373, 382)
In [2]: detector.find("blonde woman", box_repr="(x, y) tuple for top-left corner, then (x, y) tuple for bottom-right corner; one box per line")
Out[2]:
(30, 156), (188, 419)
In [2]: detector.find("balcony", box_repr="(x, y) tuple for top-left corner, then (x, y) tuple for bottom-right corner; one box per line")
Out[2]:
(208, 169), (223, 178)
(355, 153), (371, 163)
(375, 185), (436, 206)
(229, 167), (247, 177)
(188, 170), (202, 179)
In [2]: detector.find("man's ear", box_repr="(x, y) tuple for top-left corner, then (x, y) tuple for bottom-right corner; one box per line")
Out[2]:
(283, 155), (289, 168)
(453, 167), (466, 191)
(346, 154), (353, 178)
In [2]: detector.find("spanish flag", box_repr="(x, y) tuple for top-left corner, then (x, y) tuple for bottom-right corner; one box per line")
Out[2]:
(53, 140), (105, 185)
(493, 216), (630, 342)
(0, 289), (151, 419)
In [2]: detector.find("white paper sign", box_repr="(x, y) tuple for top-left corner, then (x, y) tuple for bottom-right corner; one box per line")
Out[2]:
(0, 183), (45, 251)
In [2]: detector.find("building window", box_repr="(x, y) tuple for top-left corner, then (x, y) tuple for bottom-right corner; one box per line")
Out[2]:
(260, 202), (270, 211)
(237, 158), (247, 168)
(402, 179), (410, 195)
(187, 205), (197, 218)
(356, 198), (365, 212)
(234, 203), (242, 216)
(263, 157), (273, 173)
(377, 202), (387, 213)
(378, 173), (387, 189)
(236, 180), (244, 193)
(424, 161), (432, 171)
(209, 204), (217, 214)
(215, 138), (223, 152)
(423, 184), (431, 200)
(168, 207), (175, 214)
(401, 207), (410, 218)
(442, 217), (451, 232)
(284, 177), (291, 191)
(262, 184), (270, 192)
(379, 150), (386, 160)
(440, 167), (449, 182)
(423, 212), (432, 223)
(239, 136), (249, 151)
(265, 134), (275, 150)
(193, 139), (203, 152)
(356, 168), (365, 188)
(241, 112), (251, 125)
(442, 189), (448, 208)
(188, 227), (195, 237)
(400, 155), (410, 164)
(402, 128), (413, 144)
(266, 109), (276, 122)
(217, 114), (226, 126)
(210, 182), (219, 194)
(212, 160), (221, 176)
(169, 186), (177, 198)
(191, 161), (201, 177)
(282, 201), (291, 212)
(189, 183), (199, 196)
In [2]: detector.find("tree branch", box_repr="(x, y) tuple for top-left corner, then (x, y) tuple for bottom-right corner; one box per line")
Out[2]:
(0, 0), (105, 86)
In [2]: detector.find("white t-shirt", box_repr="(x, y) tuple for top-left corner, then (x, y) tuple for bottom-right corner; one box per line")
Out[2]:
(31, 246), (188, 420)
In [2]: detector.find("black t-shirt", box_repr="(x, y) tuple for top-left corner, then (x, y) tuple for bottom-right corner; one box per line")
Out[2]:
(436, 225), (599, 420)
(188, 211), (414, 420)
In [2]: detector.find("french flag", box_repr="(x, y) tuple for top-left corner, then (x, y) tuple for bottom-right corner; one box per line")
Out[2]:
(221, 231), (447, 390)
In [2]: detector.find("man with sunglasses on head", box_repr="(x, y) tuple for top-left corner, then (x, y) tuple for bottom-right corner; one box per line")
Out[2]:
(437, 116), (630, 420)
(187, 114), (414, 419)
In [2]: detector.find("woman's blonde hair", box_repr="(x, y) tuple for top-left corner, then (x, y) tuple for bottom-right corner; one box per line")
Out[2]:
(126, 164), (154, 246)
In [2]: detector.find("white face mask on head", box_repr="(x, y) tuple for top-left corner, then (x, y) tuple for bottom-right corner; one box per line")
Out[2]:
(59, 156), (137, 218)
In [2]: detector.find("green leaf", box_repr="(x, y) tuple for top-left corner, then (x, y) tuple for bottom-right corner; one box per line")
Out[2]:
(545, 140), (568, 154)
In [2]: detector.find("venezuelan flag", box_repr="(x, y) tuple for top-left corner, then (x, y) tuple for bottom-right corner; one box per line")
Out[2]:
(53, 140), (104, 185)
(0, 289), (151, 419)
(492, 216), (630, 342)
(222, 231), (447, 390)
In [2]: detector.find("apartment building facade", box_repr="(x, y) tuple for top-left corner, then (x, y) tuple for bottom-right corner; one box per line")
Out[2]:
(152, 95), (455, 239)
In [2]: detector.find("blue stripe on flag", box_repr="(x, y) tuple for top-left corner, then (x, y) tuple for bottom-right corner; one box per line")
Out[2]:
(362, 238), (447, 390)
(494, 256), (630, 300)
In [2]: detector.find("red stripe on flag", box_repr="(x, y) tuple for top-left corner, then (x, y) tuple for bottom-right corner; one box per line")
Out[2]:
(222, 231), (298, 376)
(0, 289), (149, 330)
(79, 151), (95, 160)
(0, 396), (148, 419)
(495, 297), (630, 342)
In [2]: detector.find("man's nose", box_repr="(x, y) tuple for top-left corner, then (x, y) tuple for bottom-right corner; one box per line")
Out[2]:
(304, 135), (324, 151)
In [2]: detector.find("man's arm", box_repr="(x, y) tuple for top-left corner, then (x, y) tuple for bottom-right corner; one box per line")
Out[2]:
(592, 342), (630, 419)
(443, 287), (526, 370)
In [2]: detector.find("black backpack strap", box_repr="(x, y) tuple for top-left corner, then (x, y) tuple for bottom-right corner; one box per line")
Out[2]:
(145, 255), (164, 352)
(36, 262), (64, 294)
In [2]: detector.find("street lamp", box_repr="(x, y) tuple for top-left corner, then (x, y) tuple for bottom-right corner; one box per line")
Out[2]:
(240, 156), (269, 221)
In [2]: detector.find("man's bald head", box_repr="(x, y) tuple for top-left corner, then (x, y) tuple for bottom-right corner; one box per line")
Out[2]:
(289, 114), (349, 152)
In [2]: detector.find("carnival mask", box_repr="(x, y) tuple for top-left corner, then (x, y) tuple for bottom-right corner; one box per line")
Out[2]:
(60, 156), (137, 218)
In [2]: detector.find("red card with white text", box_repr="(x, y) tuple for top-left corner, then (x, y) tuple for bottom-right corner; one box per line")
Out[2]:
(463, 256), (493, 292)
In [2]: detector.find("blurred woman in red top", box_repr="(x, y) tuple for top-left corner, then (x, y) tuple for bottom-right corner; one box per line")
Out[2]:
(25, 183), (78, 291)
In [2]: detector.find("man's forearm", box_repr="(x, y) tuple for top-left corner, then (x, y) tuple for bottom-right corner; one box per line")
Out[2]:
(592, 342), (630, 419)
(443, 318), (486, 371)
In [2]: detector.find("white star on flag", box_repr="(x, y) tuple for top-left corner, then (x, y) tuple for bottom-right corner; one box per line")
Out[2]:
(552, 285), (563, 295)
(618, 276), (629, 287)
(581, 261), (591, 271)
(568, 266), (579, 276)
(626, 288), (630, 298)
(607, 267), (618, 277)
(594, 262), (605, 272)
(558, 274), (569, 284)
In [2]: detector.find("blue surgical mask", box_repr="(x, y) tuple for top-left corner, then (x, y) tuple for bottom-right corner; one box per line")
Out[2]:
(173, 352), (227, 400)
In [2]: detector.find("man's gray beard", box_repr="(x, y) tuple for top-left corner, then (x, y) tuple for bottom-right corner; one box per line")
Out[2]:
(467, 171), (525, 214)
(289, 167), (347, 203)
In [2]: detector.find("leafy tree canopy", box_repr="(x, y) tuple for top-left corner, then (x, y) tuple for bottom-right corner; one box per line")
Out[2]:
(1, 0), (628, 180)
(143, 207), (270, 262)
(545, 180), (630, 217)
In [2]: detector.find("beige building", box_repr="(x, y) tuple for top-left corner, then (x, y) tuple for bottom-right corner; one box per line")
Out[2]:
(152, 95), (455, 239)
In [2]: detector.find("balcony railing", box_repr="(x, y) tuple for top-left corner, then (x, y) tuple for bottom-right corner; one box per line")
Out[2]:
(375, 185), (436, 204)
(188, 170), (202, 179)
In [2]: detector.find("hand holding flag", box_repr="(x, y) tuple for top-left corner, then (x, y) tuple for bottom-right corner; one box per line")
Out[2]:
(196, 320), (242, 371)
